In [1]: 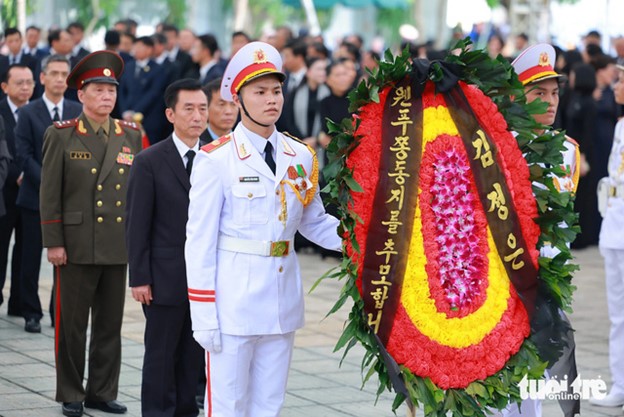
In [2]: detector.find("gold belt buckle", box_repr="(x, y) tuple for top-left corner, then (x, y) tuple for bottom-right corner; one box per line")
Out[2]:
(609, 186), (617, 197)
(270, 241), (289, 257)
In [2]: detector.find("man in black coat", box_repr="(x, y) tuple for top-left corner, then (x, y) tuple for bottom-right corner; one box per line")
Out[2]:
(0, 28), (39, 101)
(126, 78), (205, 417)
(15, 55), (82, 332)
(0, 64), (35, 317)
(118, 36), (168, 145)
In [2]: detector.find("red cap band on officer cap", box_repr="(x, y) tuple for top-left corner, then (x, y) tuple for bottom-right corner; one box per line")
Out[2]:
(518, 64), (558, 85)
(231, 62), (279, 95)
(76, 67), (116, 87)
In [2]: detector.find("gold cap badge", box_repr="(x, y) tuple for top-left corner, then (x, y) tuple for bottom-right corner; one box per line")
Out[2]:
(253, 49), (268, 64)
(538, 52), (550, 67)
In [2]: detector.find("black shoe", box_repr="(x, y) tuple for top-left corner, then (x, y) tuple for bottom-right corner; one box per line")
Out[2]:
(24, 318), (41, 333)
(84, 400), (127, 414)
(62, 402), (83, 417)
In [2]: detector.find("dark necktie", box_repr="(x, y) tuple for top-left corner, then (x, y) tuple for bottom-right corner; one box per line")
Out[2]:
(186, 150), (196, 177)
(97, 127), (108, 144)
(264, 141), (276, 175)
(52, 106), (60, 122)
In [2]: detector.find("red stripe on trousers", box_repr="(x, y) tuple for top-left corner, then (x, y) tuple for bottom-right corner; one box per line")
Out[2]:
(206, 351), (212, 416)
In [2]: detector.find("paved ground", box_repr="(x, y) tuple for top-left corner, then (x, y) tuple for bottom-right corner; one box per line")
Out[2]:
(0, 246), (621, 416)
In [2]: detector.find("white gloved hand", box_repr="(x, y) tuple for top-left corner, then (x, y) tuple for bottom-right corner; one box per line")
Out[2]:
(193, 329), (222, 353)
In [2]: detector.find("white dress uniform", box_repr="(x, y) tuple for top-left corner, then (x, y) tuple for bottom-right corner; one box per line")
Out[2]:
(597, 118), (624, 402)
(185, 41), (341, 417)
(495, 44), (580, 417)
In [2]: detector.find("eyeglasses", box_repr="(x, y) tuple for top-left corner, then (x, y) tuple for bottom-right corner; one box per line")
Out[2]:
(11, 79), (35, 87)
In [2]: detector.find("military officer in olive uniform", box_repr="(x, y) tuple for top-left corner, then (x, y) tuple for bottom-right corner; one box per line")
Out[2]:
(40, 51), (142, 417)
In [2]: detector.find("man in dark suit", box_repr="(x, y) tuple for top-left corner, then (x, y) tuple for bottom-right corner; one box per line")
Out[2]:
(118, 36), (168, 145)
(23, 26), (49, 60)
(191, 34), (225, 85)
(162, 24), (198, 79)
(40, 51), (142, 417)
(15, 55), (82, 333)
(0, 28), (39, 100)
(200, 77), (238, 143)
(0, 118), (12, 221)
(126, 78), (205, 417)
(0, 64), (35, 318)
(67, 22), (90, 62)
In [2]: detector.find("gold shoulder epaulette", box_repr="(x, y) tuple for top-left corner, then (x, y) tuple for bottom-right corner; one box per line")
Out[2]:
(116, 119), (140, 130)
(283, 131), (304, 144)
(54, 118), (78, 129)
(201, 134), (231, 153)
(564, 134), (579, 148)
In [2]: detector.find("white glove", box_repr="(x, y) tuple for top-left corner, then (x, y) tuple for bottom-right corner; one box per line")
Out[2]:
(193, 329), (222, 353)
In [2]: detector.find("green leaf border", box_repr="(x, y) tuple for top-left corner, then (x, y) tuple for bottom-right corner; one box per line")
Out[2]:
(319, 38), (579, 416)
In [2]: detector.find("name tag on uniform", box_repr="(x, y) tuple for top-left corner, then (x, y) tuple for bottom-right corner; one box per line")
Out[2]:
(117, 152), (134, 166)
(239, 176), (259, 183)
(70, 151), (91, 160)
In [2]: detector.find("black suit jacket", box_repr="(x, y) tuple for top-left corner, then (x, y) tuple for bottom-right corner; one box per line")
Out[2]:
(126, 136), (203, 305)
(200, 59), (226, 85)
(14, 98), (82, 211)
(173, 49), (199, 80)
(119, 59), (169, 144)
(0, 117), (11, 216)
(0, 98), (21, 190)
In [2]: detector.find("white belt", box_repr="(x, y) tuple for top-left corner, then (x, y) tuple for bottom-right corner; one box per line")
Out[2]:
(217, 235), (293, 257)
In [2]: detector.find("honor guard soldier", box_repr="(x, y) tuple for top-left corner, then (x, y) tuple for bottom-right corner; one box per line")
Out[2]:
(185, 41), (341, 417)
(492, 44), (581, 417)
(40, 51), (142, 417)
(591, 64), (624, 412)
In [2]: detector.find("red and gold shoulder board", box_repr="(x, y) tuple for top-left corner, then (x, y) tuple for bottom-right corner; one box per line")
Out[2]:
(201, 134), (231, 153)
(115, 119), (140, 131)
(53, 118), (78, 129)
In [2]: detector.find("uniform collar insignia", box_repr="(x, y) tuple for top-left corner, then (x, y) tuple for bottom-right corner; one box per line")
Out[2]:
(77, 119), (88, 135)
(281, 138), (296, 156)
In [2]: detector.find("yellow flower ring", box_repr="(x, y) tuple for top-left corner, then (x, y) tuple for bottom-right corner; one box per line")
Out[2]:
(347, 82), (539, 389)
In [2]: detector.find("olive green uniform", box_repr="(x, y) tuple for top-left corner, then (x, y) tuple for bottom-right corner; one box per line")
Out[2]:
(40, 113), (141, 402)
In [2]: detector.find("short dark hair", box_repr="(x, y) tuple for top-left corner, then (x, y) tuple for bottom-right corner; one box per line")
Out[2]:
(202, 77), (222, 105)
(67, 21), (85, 32)
(591, 54), (615, 71)
(161, 23), (179, 35)
(3, 64), (31, 83)
(517, 33), (529, 42)
(104, 30), (120, 47)
(308, 41), (329, 59)
(165, 78), (203, 109)
(586, 43), (604, 58)
(152, 32), (168, 46)
(4, 27), (21, 38)
(198, 34), (219, 55)
(120, 32), (136, 43)
(135, 36), (154, 47)
(47, 29), (66, 47)
(41, 54), (71, 72)
(284, 39), (307, 58)
(26, 25), (41, 33)
(232, 31), (251, 41)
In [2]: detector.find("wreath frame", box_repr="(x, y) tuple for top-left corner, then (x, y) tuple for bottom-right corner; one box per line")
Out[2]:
(318, 38), (579, 416)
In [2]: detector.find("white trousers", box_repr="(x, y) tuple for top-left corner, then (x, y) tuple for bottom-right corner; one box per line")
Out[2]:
(600, 247), (624, 396)
(204, 332), (295, 417)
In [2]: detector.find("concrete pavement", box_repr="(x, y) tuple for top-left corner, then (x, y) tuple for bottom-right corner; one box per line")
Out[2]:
(0, 247), (621, 416)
